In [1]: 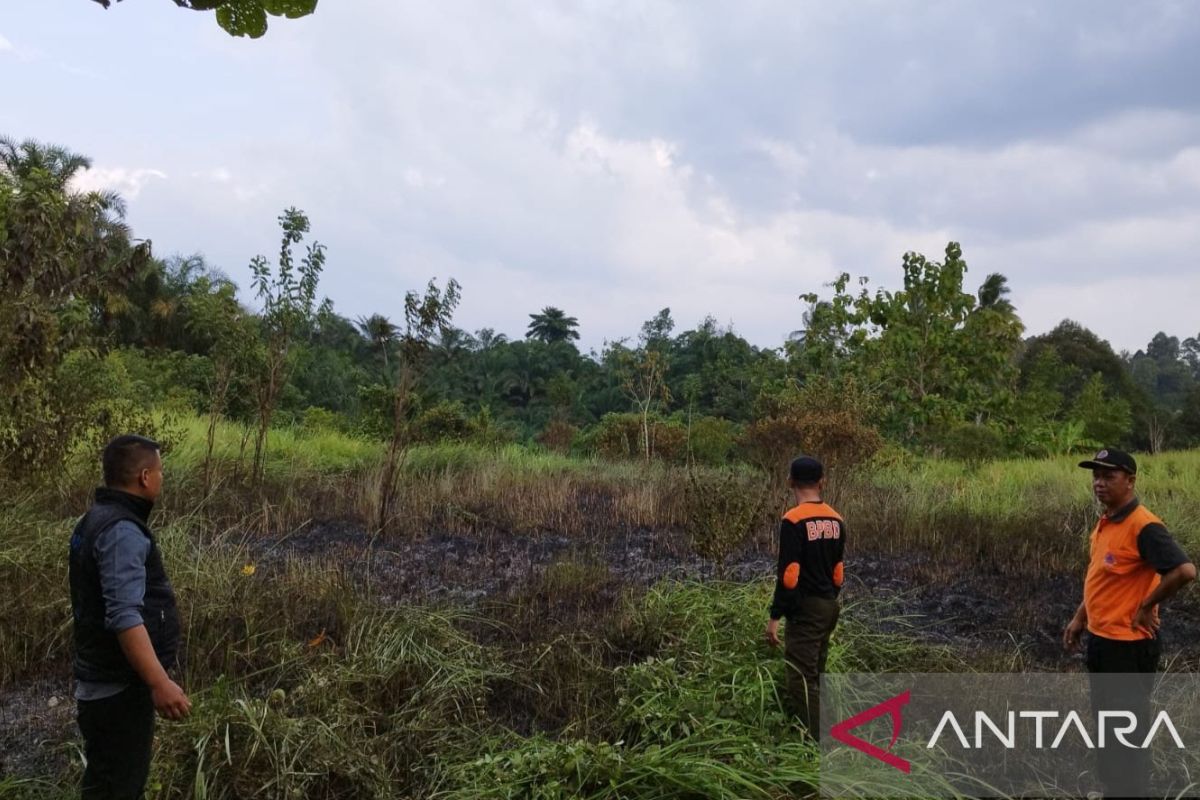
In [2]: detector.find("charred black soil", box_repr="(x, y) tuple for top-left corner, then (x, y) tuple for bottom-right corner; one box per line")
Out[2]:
(5, 518), (1200, 782)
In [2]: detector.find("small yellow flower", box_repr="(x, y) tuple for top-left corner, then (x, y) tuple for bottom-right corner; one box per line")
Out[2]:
(241, 563), (256, 577)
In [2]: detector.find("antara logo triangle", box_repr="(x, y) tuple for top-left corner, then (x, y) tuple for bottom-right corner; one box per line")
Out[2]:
(829, 690), (912, 773)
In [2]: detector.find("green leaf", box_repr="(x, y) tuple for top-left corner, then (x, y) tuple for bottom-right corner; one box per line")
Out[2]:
(261, 0), (318, 18)
(216, 0), (269, 38)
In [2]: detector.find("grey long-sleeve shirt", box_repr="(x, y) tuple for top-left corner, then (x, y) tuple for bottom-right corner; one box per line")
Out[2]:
(74, 520), (150, 702)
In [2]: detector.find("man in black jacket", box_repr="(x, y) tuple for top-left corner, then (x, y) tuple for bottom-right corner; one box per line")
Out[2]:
(69, 434), (190, 799)
(765, 455), (845, 736)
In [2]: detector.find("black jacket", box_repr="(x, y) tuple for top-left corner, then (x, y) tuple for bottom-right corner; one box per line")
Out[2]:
(769, 500), (846, 621)
(68, 488), (181, 684)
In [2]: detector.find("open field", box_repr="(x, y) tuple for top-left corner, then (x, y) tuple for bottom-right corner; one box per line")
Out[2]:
(3, 421), (1200, 798)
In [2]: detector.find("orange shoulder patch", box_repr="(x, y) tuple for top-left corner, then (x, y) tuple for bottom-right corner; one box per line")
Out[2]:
(783, 561), (800, 589)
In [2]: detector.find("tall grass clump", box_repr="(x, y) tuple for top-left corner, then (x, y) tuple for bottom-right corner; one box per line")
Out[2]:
(436, 580), (959, 800)
(151, 607), (504, 799)
(0, 497), (73, 685)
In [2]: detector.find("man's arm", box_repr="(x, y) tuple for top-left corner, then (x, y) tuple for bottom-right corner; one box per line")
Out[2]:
(1063, 601), (1087, 652)
(116, 626), (191, 719)
(766, 518), (801, 647)
(1132, 523), (1195, 637)
(96, 522), (191, 719)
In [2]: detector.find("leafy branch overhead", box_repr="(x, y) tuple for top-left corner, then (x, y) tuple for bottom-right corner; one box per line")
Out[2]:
(89, 0), (318, 39)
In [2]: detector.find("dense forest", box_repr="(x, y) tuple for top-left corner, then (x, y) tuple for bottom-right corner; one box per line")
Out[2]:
(3, 135), (1200, 485)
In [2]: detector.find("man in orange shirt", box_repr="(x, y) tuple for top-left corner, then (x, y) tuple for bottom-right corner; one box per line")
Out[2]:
(1063, 448), (1195, 798)
(765, 455), (845, 736)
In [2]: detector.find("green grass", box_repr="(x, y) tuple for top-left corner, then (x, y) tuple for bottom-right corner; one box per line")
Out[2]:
(167, 416), (383, 478)
(163, 415), (1200, 547)
(8, 419), (1200, 797)
(874, 450), (1200, 535)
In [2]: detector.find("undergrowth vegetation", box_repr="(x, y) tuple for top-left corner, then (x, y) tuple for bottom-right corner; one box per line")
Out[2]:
(3, 421), (1199, 797)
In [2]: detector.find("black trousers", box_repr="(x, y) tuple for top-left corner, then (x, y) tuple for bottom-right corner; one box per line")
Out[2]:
(783, 595), (841, 736)
(77, 685), (155, 800)
(1086, 634), (1160, 799)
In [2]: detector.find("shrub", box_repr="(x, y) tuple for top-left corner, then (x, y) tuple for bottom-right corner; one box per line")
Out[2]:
(582, 413), (688, 463)
(301, 405), (348, 433)
(412, 400), (471, 444)
(1, 348), (181, 486)
(740, 376), (883, 481)
(537, 419), (578, 455)
(684, 467), (770, 576)
(467, 405), (520, 449)
(935, 421), (1006, 464)
(685, 415), (739, 466)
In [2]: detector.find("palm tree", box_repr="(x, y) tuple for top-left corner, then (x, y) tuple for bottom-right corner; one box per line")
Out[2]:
(977, 273), (1015, 314)
(356, 314), (398, 370)
(473, 327), (509, 351)
(527, 307), (580, 344)
(0, 137), (91, 189)
(0, 137), (146, 323)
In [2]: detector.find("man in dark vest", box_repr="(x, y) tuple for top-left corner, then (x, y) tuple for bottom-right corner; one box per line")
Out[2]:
(70, 434), (190, 799)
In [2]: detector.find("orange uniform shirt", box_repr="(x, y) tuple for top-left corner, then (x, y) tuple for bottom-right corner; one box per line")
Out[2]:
(1084, 499), (1187, 641)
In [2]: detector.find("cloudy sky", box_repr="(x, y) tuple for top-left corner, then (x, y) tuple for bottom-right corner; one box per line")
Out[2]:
(3, 1), (1199, 353)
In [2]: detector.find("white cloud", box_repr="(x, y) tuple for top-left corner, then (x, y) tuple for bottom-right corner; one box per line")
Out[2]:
(0, 33), (12, 53)
(18, 0), (1198, 354)
(1018, 272), (1200, 353)
(191, 167), (233, 184)
(72, 167), (167, 200)
(402, 168), (446, 190)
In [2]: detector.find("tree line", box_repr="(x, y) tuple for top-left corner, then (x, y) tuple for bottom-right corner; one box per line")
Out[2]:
(3, 136), (1199, 489)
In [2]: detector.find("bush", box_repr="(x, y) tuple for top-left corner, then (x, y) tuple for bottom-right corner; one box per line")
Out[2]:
(684, 415), (739, 466)
(412, 400), (471, 444)
(0, 348), (182, 485)
(581, 413), (687, 463)
(537, 419), (578, 454)
(684, 467), (770, 575)
(107, 347), (211, 414)
(935, 421), (1006, 464)
(740, 376), (883, 481)
(467, 406), (520, 449)
(301, 405), (349, 434)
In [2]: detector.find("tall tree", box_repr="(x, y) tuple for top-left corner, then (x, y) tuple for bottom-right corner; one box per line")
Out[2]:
(611, 342), (671, 463)
(185, 275), (262, 494)
(0, 137), (154, 478)
(798, 242), (1024, 441)
(527, 307), (580, 344)
(375, 278), (460, 532)
(976, 272), (1015, 313)
(639, 307), (675, 351)
(357, 314), (398, 371)
(248, 207), (326, 485)
(1020, 320), (1149, 448)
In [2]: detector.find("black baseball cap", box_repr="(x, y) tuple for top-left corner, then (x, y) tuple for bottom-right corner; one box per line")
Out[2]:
(789, 455), (824, 483)
(1078, 448), (1137, 475)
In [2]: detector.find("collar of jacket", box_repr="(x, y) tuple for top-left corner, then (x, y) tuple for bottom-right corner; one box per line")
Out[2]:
(93, 487), (154, 524)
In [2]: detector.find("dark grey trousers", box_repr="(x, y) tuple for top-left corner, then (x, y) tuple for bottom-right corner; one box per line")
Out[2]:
(784, 595), (841, 736)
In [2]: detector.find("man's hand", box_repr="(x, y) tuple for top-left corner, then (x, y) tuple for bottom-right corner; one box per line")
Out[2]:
(765, 618), (781, 648)
(1062, 616), (1085, 653)
(1132, 604), (1160, 639)
(150, 677), (192, 720)
(116, 625), (191, 720)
